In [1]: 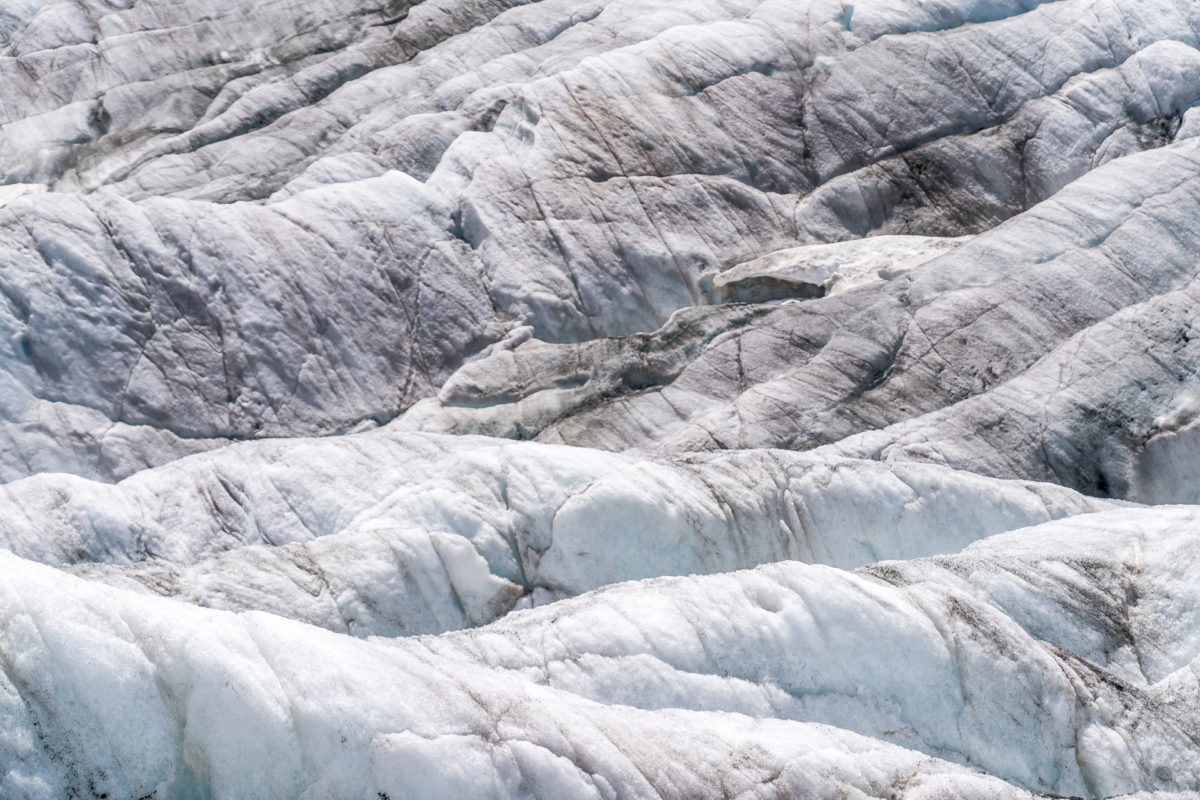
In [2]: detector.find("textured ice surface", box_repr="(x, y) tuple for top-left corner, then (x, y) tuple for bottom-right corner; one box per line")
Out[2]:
(0, 0), (1198, 796)
(709, 234), (970, 302)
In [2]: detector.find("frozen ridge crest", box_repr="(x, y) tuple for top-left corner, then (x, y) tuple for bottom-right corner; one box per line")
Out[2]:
(0, 0), (1199, 797)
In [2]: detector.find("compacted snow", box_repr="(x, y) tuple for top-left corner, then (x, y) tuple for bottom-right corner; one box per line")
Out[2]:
(0, 0), (1198, 797)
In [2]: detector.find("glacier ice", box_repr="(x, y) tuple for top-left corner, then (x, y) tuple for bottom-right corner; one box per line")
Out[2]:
(0, 0), (1198, 796)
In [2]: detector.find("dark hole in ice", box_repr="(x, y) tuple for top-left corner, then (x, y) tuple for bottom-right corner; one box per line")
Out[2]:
(715, 276), (825, 304)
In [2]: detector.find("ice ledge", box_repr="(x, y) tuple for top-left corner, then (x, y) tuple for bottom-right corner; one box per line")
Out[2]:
(710, 234), (969, 303)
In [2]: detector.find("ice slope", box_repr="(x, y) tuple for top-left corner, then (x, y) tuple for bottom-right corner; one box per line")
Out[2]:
(0, 0), (1198, 796)
(402, 139), (1200, 504)
(0, 428), (1107, 635)
(0, 0), (1199, 479)
(1, 508), (1199, 798)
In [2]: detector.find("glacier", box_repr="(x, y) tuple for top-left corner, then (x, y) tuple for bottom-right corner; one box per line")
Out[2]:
(0, 0), (1199, 796)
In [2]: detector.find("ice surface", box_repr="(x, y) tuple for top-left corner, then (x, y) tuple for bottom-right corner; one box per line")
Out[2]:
(13, 429), (1108, 634)
(710, 235), (969, 302)
(0, 0), (1197, 796)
